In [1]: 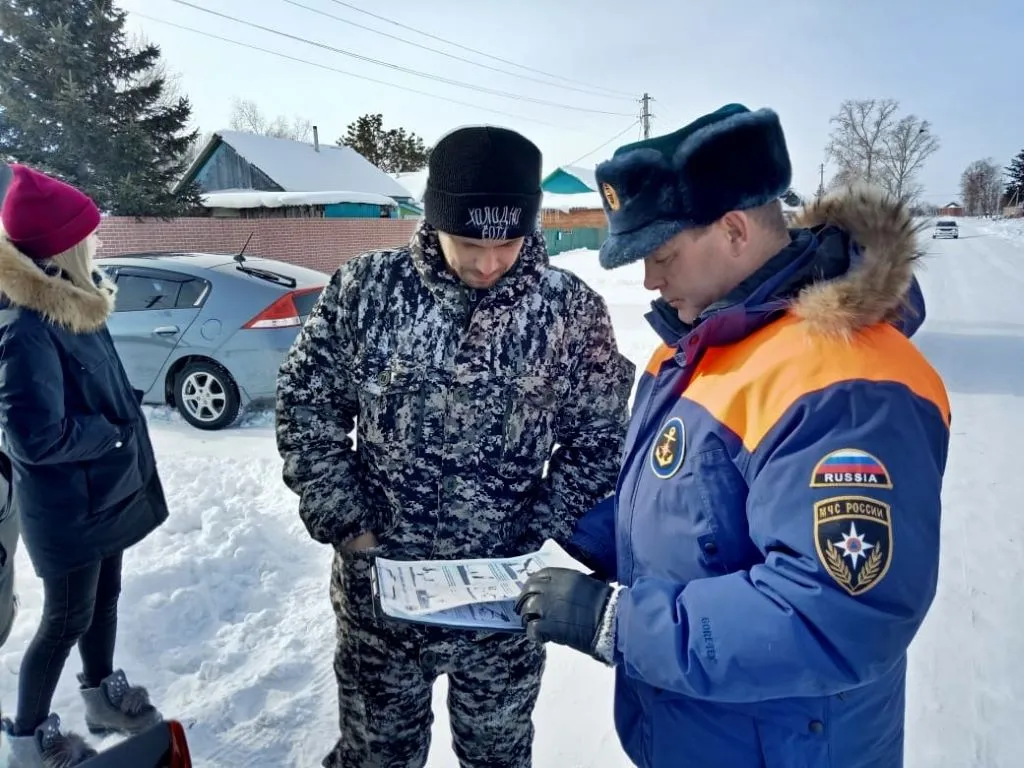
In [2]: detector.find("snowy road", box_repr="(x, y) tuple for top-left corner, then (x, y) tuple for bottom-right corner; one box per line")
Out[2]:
(905, 218), (1024, 768)
(0, 219), (1021, 767)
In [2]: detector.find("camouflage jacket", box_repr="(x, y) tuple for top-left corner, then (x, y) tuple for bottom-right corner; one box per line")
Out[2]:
(275, 222), (635, 560)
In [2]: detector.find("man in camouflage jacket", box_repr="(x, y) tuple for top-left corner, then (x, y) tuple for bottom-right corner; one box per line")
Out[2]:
(276, 126), (635, 768)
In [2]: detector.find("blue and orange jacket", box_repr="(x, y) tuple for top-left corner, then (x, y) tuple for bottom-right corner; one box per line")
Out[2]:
(571, 189), (951, 768)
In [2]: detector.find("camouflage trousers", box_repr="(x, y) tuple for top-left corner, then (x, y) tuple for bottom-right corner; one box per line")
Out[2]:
(324, 549), (546, 768)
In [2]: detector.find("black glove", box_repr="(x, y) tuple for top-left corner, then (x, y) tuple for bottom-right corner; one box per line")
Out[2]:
(514, 567), (612, 658)
(561, 542), (612, 583)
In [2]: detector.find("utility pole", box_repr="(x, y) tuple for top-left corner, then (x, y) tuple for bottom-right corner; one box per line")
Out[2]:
(816, 163), (825, 202)
(640, 93), (652, 139)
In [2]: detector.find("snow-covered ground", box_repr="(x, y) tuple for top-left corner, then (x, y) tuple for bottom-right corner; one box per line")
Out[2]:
(1, 219), (1022, 767)
(969, 215), (1024, 243)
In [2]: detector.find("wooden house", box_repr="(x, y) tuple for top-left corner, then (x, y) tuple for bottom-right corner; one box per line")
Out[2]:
(175, 129), (423, 219)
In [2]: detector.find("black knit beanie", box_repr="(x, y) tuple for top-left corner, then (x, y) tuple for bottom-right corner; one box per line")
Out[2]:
(423, 126), (542, 241)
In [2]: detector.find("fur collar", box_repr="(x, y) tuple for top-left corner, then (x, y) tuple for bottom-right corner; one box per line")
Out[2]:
(790, 185), (922, 338)
(0, 236), (115, 333)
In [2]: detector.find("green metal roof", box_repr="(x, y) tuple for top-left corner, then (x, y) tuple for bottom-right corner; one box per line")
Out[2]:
(542, 167), (596, 195)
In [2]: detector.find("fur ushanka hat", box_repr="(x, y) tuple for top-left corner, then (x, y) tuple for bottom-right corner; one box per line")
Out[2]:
(594, 103), (793, 269)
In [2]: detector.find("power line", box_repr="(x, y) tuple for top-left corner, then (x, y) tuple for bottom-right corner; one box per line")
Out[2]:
(322, 0), (635, 100)
(564, 121), (640, 167)
(280, 0), (633, 103)
(134, 13), (592, 131)
(169, 0), (635, 118)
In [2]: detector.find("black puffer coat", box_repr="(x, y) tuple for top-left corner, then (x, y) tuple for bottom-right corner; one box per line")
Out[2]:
(0, 235), (167, 580)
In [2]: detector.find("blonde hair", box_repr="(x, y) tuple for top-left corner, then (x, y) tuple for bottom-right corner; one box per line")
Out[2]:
(26, 232), (117, 301)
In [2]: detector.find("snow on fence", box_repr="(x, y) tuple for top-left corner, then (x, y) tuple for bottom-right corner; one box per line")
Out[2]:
(96, 216), (419, 274)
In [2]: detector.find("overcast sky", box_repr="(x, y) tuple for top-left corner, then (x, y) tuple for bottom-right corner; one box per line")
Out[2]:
(120, 0), (1022, 205)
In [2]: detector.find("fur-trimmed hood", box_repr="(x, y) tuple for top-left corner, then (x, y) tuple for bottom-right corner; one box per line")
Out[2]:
(0, 235), (115, 333)
(790, 185), (922, 338)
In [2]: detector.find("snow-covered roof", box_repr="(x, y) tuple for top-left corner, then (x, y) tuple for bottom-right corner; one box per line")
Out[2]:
(394, 177), (607, 211)
(391, 169), (429, 202)
(178, 131), (415, 201)
(542, 165), (599, 196)
(388, 170), (596, 213)
(558, 165), (598, 191)
(202, 190), (398, 210)
(542, 190), (605, 212)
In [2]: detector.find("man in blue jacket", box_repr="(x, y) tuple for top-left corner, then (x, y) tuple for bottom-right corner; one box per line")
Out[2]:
(515, 104), (950, 767)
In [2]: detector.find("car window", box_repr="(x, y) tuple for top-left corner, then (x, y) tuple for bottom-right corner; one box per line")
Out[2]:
(175, 278), (209, 309)
(113, 274), (181, 312)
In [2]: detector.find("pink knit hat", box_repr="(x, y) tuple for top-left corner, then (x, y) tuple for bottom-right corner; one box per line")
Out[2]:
(0, 164), (101, 261)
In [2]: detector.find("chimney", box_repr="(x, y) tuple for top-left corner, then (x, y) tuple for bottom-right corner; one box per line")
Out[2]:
(313, 125), (319, 152)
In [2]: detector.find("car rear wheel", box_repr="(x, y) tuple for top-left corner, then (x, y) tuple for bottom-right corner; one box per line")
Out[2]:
(174, 360), (241, 431)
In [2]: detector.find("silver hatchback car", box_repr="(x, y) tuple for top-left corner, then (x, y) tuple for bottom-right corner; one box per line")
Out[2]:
(932, 219), (959, 239)
(97, 251), (328, 430)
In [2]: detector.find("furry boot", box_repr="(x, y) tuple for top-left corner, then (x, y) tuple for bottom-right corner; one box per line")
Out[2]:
(1, 713), (97, 767)
(78, 670), (161, 737)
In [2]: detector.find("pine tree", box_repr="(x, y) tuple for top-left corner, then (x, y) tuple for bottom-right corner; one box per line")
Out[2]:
(0, 0), (202, 216)
(338, 113), (430, 174)
(1006, 149), (1024, 205)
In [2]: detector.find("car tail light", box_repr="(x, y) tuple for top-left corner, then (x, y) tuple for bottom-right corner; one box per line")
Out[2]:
(242, 288), (321, 330)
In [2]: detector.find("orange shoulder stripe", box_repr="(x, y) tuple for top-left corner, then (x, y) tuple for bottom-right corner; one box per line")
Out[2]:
(644, 343), (677, 376)
(683, 314), (951, 452)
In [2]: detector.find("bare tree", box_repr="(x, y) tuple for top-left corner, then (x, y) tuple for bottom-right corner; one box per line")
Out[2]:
(827, 165), (862, 193)
(229, 98), (312, 142)
(122, 32), (198, 184)
(880, 116), (939, 204)
(826, 98), (901, 186)
(960, 159), (1003, 216)
(910, 202), (939, 217)
(128, 32), (183, 110)
(825, 99), (941, 204)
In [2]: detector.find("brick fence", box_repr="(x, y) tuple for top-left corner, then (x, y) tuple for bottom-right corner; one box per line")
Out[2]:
(96, 217), (419, 274)
(542, 208), (608, 228)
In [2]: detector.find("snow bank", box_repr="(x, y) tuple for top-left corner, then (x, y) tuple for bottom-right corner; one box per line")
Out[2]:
(142, 404), (276, 430)
(970, 216), (1024, 243)
(391, 169), (428, 202)
(0, 419), (340, 765)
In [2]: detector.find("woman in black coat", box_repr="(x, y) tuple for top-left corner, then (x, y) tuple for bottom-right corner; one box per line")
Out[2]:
(0, 165), (167, 767)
